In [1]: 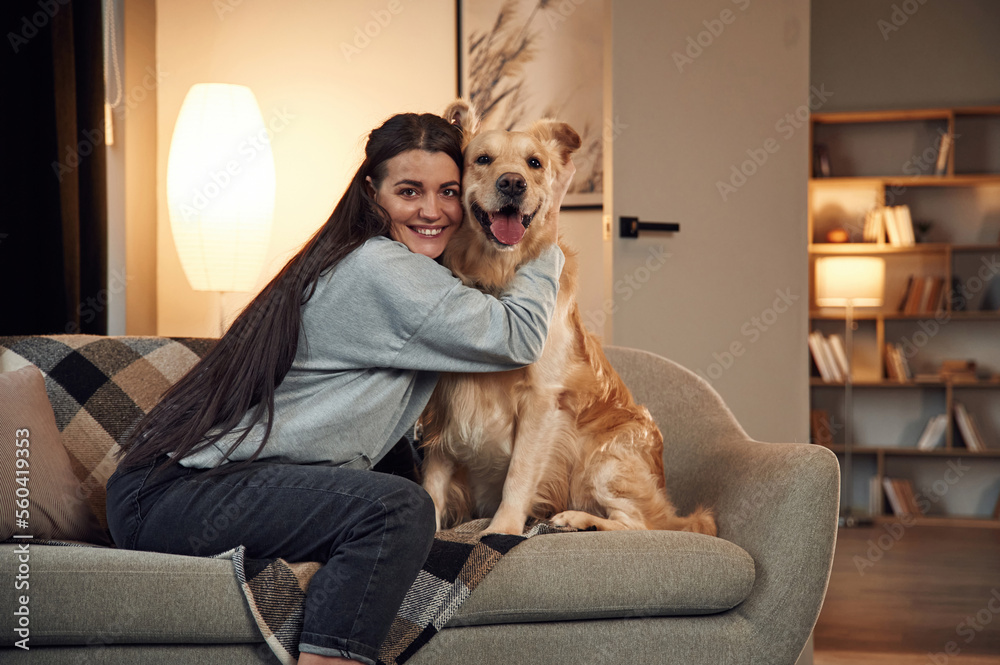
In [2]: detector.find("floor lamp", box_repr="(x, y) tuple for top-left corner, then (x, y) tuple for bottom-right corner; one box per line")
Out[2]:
(166, 83), (276, 336)
(815, 256), (885, 528)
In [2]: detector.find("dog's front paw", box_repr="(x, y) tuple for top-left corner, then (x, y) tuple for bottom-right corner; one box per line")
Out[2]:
(550, 510), (606, 530)
(483, 516), (526, 536)
(550, 510), (586, 529)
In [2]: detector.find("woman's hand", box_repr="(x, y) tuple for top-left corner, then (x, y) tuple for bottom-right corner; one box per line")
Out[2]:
(550, 158), (576, 238)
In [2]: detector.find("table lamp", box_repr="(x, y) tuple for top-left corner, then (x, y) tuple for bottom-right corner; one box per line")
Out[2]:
(815, 256), (885, 527)
(167, 83), (276, 336)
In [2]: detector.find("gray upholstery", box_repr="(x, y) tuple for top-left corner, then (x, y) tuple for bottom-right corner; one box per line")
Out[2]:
(0, 530), (754, 644)
(0, 546), (259, 646)
(603, 346), (841, 663)
(0, 344), (839, 664)
(450, 529), (754, 626)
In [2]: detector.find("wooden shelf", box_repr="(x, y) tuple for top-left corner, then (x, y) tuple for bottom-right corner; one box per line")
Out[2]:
(808, 242), (1000, 255)
(809, 105), (1000, 528)
(809, 310), (1000, 321)
(810, 378), (1000, 388)
(873, 515), (1000, 529)
(810, 175), (1000, 187)
(809, 242), (947, 255)
(811, 105), (1000, 125)
(822, 444), (1000, 458)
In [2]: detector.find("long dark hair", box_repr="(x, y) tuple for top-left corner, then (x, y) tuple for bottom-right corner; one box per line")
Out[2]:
(118, 112), (464, 473)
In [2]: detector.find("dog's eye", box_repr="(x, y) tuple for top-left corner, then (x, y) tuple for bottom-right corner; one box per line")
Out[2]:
(475, 154), (492, 165)
(527, 157), (542, 169)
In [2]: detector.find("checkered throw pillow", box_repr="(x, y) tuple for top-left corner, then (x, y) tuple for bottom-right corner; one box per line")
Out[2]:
(0, 335), (216, 537)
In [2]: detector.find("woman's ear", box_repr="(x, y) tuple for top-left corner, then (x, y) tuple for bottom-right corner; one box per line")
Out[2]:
(442, 98), (481, 148)
(365, 175), (378, 201)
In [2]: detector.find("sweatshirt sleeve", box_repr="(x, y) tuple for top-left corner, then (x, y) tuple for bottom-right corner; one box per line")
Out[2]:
(300, 237), (565, 373)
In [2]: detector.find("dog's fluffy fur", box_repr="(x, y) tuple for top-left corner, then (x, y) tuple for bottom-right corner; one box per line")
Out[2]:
(419, 100), (716, 537)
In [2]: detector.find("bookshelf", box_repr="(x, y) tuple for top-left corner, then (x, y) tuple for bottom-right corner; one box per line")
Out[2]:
(808, 105), (1000, 528)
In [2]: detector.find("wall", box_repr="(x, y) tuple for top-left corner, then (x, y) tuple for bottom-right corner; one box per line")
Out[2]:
(812, 0), (1000, 112)
(123, 0), (158, 335)
(154, 0), (459, 335)
(152, 0), (606, 337)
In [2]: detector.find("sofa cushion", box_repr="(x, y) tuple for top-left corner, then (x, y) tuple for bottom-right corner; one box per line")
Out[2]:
(0, 544), (261, 647)
(1, 530), (754, 647)
(0, 335), (215, 539)
(447, 530), (755, 626)
(0, 367), (105, 543)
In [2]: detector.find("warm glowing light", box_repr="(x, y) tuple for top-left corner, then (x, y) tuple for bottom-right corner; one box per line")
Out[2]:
(167, 83), (275, 292)
(815, 257), (885, 307)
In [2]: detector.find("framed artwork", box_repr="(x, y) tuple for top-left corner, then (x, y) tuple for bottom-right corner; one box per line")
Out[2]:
(458, 0), (604, 208)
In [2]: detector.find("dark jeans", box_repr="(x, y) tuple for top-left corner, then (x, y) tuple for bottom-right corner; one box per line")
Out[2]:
(105, 454), (436, 665)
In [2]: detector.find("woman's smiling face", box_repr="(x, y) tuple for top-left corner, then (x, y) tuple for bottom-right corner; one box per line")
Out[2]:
(369, 150), (463, 259)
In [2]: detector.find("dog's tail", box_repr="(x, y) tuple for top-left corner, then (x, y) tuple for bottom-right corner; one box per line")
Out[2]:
(667, 505), (717, 537)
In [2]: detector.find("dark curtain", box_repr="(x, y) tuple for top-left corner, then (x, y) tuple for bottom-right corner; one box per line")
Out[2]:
(1, 0), (108, 336)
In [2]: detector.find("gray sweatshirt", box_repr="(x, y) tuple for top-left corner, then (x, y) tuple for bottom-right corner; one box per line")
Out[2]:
(177, 235), (565, 469)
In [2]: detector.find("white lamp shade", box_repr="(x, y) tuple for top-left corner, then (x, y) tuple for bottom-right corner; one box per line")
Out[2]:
(167, 83), (276, 292)
(815, 256), (885, 307)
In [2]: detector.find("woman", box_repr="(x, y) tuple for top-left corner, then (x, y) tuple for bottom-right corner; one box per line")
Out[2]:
(106, 111), (571, 665)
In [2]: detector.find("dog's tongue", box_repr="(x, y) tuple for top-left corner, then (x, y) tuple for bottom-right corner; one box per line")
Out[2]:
(489, 211), (525, 245)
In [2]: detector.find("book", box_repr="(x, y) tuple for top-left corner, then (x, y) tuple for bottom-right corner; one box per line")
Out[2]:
(916, 414), (948, 450)
(828, 334), (850, 381)
(864, 208), (886, 243)
(823, 337), (843, 382)
(954, 403), (985, 451)
(810, 409), (834, 446)
(899, 480), (923, 516)
(809, 332), (833, 382)
(885, 207), (902, 246)
(884, 344), (898, 381)
(970, 414), (989, 451)
(942, 359), (978, 383)
(923, 277), (945, 314)
(935, 131), (953, 176)
(883, 477), (923, 517)
(870, 475), (884, 517)
(896, 205), (916, 246)
(897, 275), (915, 313)
(882, 477), (904, 515)
(809, 331), (844, 382)
(904, 276), (926, 315)
(884, 343), (912, 382)
(917, 276), (936, 313)
(884, 206), (916, 247)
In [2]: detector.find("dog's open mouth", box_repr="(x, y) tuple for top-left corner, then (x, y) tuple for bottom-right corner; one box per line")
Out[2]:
(472, 203), (537, 246)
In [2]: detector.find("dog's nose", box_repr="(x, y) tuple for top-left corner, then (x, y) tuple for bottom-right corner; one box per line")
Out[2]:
(496, 172), (527, 197)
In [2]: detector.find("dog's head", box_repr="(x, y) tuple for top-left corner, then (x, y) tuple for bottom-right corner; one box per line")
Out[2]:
(443, 100), (581, 259)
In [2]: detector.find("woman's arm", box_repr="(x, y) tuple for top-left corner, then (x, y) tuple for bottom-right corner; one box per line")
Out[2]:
(398, 244), (565, 370)
(299, 237), (564, 372)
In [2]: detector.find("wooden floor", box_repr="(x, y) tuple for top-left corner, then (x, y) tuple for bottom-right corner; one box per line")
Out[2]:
(813, 524), (1000, 660)
(815, 651), (1000, 664)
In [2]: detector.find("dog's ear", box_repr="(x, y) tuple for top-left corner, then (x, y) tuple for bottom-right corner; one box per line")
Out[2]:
(442, 98), (481, 148)
(529, 119), (582, 165)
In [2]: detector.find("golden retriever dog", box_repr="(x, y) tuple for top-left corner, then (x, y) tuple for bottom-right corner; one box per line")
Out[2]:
(418, 100), (716, 537)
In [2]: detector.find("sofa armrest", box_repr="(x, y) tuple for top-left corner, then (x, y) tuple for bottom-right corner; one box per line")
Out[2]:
(685, 435), (840, 663)
(598, 347), (839, 661)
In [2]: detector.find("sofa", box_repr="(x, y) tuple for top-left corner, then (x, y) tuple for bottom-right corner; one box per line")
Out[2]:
(0, 334), (839, 664)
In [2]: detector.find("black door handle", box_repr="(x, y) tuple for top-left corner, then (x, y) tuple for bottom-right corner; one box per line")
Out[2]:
(619, 216), (681, 238)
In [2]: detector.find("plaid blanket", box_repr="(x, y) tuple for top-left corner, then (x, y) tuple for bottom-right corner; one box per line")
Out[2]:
(228, 518), (572, 665)
(0, 336), (575, 662)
